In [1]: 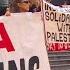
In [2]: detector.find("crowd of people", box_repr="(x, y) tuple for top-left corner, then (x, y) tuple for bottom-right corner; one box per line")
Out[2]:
(0, 0), (70, 16)
(0, 0), (41, 16)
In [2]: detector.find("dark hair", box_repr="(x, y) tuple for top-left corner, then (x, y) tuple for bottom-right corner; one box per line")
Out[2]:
(66, 0), (70, 5)
(29, 4), (37, 12)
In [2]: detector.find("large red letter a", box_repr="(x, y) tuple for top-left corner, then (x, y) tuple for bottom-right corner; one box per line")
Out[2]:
(0, 23), (15, 52)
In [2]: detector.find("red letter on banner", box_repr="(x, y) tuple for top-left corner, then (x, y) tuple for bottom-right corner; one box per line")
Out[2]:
(0, 23), (15, 52)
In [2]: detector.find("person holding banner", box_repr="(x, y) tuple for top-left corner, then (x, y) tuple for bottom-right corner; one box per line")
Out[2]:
(5, 7), (11, 16)
(29, 0), (41, 12)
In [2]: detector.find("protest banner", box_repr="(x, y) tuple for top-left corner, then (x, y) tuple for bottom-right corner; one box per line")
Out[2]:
(42, 0), (70, 51)
(0, 13), (50, 70)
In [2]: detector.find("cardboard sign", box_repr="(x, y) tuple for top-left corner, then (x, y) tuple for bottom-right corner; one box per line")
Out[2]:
(0, 13), (50, 70)
(42, 0), (70, 51)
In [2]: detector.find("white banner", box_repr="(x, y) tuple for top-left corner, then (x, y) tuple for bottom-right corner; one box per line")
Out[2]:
(42, 0), (70, 51)
(0, 13), (50, 70)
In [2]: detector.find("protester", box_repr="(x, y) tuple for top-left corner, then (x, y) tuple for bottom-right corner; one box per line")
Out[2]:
(9, 0), (20, 13)
(0, 0), (41, 16)
(17, 1), (30, 12)
(29, 0), (41, 12)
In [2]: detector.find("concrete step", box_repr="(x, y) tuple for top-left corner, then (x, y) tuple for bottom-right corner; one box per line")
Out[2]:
(49, 55), (70, 60)
(48, 51), (70, 70)
(50, 59), (70, 65)
(51, 65), (70, 70)
(48, 51), (70, 56)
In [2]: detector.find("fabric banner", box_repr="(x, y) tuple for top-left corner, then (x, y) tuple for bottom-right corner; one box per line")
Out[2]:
(42, 0), (70, 51)
(0, 13), (50, 70)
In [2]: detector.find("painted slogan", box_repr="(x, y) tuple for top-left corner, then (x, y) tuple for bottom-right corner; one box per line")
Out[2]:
(0, 13), (50, 70)
(42, 1), (70, 51)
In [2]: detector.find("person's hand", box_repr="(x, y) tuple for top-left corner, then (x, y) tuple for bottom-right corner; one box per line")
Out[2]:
(5, 8), (11, 16)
